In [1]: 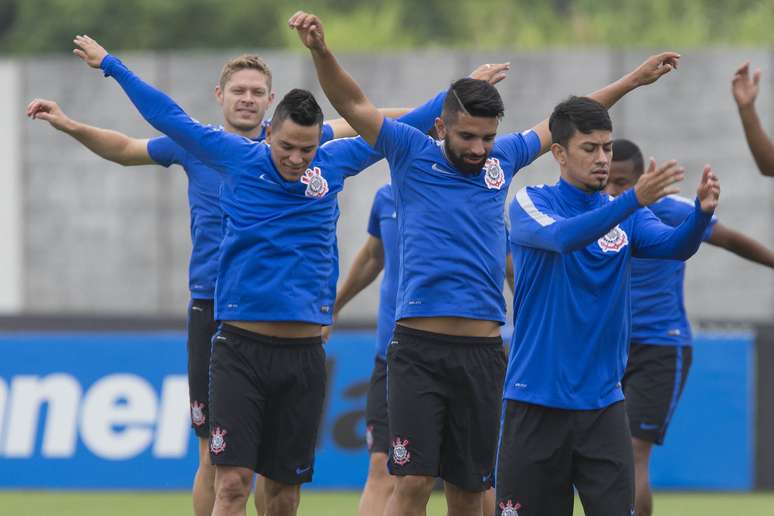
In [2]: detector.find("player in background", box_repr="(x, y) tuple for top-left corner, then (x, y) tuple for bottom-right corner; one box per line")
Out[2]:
(326, 182), (514, 516)
(501, 96), (719, 516)
(27, 54), (407, 516)
(605, 138), (774, 516)
(732, 62), (774, 177)
(71, 34), (507, 516)
(290, 10), (680, 516)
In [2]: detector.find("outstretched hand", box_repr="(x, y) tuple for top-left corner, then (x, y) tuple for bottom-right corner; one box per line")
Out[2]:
(731, 61), (761, 109)
(634, 158), (685, 206)
(469, 63), (510, 86)
(629, 52), (680, 87)
(73, 34), (108, 69)
(696, 165), (720, 213)
(26, 98), (72, 131)
(288, 11), (327, 53)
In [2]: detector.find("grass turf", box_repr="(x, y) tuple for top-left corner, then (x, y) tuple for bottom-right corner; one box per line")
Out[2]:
(0, 490), (773, 515)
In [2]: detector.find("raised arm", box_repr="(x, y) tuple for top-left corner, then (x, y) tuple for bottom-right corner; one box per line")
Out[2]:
(707, 223), (774, 269)
(634, 166), (720, 260)
(290, 11), (383, 146)
(27, 98), (153, 166)
(326, 109), (409, 139)
(72, 35), (246, 174)
(531, 52), (680, 155)
(732, 62), (774, 177)
(511, 160), (684, 253)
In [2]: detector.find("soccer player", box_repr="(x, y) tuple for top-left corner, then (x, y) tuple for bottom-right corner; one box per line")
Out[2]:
(732, 62), (774, 177)
(290, 10), (680, 516)
(26, 54), (401, 516)
(500, 96), (719, 516)
(71, 34), (504, 516)
(605, 138), (774, 516)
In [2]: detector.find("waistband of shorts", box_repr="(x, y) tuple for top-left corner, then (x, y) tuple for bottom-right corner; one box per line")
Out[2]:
(394, 324), (502, 347)
(220, 323), (322, 347)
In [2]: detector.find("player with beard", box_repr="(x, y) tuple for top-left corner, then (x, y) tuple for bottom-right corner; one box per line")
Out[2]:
(290, 10), (680, 516)
(732, 61), (774, 177)
(605, 138), (774, 516)
(499, 97), (719, 516)
(27, 53), (411, 516)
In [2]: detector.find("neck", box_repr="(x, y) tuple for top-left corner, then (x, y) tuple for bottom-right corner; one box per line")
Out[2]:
(560, 171), (596, 193)
(223, 120), (264, 140)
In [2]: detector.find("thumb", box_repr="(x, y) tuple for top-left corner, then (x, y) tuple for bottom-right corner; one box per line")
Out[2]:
(645, 157), (656, 175)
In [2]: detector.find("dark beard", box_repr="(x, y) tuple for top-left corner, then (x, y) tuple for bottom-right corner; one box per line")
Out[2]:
(443, 139), (486, 176)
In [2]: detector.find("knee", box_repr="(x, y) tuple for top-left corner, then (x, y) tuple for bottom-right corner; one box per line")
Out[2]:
(444, 482), (481, 511)
(264, 479), (300, 513)
(215, 467), (252, 504)
(394, 475), (435, 501)
(631, 437), (652, 465)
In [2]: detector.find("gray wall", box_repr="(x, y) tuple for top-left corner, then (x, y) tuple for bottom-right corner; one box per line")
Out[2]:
(15, 49), (774, 323)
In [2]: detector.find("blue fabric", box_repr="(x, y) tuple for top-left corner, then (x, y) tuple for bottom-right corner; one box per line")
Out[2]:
(504, 179), (714, 409)
(630, 195), (717, 346)
(374, 118), (541, 324)
(367, 184), (398, 360)
(102, 54), (445, 322)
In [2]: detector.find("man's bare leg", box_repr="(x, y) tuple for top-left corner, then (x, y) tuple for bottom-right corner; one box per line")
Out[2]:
(213, 465), (253, 516)
(254, 475), (266, 515)
(384, 475), (435, 516)
(444, 481), (484, 516)
(358, 452), (395, 516)
(632, 437), (654, 516)
(481, 487), (495, 516)
(263, 477), (301, 516)
(193, 437), (216, 516)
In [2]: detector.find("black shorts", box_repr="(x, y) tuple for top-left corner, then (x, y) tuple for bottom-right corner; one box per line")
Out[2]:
(623, 342), (693, 445)
(495, 400), (634, 516)
(208, 324), (326, 484)
(387, 325), (506, 492)
(186, 298), (217, 438)
(366, 357), (390, 454)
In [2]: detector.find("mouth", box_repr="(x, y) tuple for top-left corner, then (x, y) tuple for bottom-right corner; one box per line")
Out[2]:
(463, 156), (485, 165)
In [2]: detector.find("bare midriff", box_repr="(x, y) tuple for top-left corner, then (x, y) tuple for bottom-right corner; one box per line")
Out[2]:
(398, 316), (500, 337)
(227, 321), (322, 339)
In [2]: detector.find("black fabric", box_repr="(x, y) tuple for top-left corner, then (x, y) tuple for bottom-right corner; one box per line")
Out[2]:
(186, 298), (217, 438)
(366, 357), (390, 454)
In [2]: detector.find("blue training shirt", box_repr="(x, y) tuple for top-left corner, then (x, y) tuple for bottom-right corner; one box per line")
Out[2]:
(367, 184), (398, 360)
(505, 178), (714, 409)
(374, 119), (541, 324)
(631, 195), (717, 347)
(101, 54), (445, 323)
(147, 123), (335, 299)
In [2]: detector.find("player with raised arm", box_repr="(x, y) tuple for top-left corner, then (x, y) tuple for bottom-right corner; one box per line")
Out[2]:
(605, 138), (774, 516)
(289, 10), (680, 516)
(732, 62), (774, 177)
(27, 53), (409, 516)
(499, 97), (719, 516)
(70, 34), (507, 516)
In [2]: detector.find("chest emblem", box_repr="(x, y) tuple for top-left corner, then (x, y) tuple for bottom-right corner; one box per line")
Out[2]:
(483, 157), (505, 190)
(301, 167), (329, 198)
(597, 225), (629, 253)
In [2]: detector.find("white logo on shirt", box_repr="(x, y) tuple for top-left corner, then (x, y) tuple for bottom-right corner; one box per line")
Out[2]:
(597, 225), (629, 253)
(483, 157), (505, 190)
(431, 163), (455, 175)
(300, 167), (329, 198)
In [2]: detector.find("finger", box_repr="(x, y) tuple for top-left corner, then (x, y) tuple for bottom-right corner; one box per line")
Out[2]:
(73, 49), (87, 60)
(655, 159), (678, 175)
(753, 69), (762, 87)
(735, 61), (750, 76)
(645, 157), (656, 175)
(663, 185), (681, 196)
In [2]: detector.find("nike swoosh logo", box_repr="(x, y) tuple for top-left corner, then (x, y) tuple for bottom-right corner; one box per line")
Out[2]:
(258, 173), (273, 183)
(295, 466), (312, 475)
(431, 163), (455, 175)
(640, 422), (660, 430)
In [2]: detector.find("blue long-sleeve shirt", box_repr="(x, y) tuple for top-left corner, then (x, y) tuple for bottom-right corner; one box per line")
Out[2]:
(505, 178), (714, 409)
(100, 54), (446, 323)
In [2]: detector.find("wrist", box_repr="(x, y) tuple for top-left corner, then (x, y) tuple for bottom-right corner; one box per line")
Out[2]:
(737, 103), (758, 118)
(311, 45), (331, 59)
(620, 72), (640, 91)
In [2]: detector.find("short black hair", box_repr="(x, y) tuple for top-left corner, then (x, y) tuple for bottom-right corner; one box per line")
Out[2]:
(271, 88), (323, 129)
(442, 78), (505, 123)
(549, 96), (612, 147)
(612, 138), (645, 175)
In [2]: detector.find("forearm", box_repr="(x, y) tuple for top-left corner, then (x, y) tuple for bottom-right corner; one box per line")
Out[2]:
(637, 201), (714, 260)
(587, 73), (639, 110)
(712, 228), (774, 269)
(333, 256), (383, 316)
(514, 189), (641, 253)
(738, 105), (774, 176)
(64, 121), (150, 166)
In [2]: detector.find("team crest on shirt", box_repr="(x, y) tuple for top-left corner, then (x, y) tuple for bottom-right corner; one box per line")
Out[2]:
(300, 167), (329, 198)
(190, 401), (206, 427)
(210, 427), (228, 454)
(483, 157), (505, 190)
(597, 225), (629, 253)
(499, 500), (522, 516)
(391, 437), (411, 465)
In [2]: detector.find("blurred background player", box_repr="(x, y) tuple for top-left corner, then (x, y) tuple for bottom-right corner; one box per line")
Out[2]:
(732, 62), (774, 177)
(605, 138), (774, 516)
(500, 96), (719, 516)
(291, 10), (681, 516)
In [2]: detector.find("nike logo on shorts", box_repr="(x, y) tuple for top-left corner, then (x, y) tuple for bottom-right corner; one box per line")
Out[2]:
(640, 422), (660, 430)
(296, 465), (312, 475)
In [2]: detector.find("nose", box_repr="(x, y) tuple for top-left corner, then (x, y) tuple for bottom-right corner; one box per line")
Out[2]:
(287, 152), (304, 165)
(596, 147), (609, 164)
(470, 139), (486, 157)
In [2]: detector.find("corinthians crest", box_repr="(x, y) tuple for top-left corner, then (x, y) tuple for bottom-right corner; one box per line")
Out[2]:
(483, 157), (505, 190)
(597, 225), (629, 253)
(392, 437), (411, 466)
(499, 500), (522, 516)
(210, 427), (228, 454)
(300, 166), (329, 198)
(190, 400), (206, 427)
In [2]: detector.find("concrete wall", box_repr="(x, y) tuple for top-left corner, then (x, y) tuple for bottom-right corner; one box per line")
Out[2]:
(10, 49), (774, 323)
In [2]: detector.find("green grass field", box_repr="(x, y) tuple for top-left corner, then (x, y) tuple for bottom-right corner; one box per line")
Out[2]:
(0, 491), (772, 515)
